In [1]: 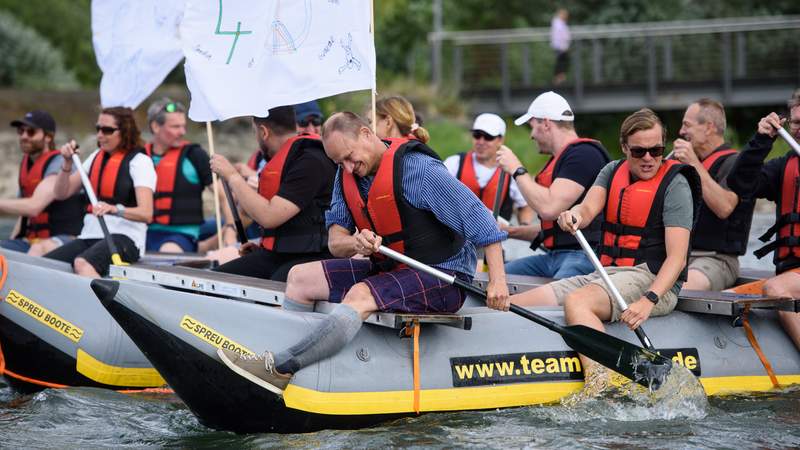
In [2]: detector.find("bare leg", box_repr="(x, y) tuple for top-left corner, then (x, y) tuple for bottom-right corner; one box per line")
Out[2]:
(73, 257), (101, 279)
(158, 242), (185, 253)
(510, 284), (559, 307)
(285, 261), (331, 306)
(563, 284), (613, 375)
(683, 269), (712, 291)
(28, 238), (61, 256)
(763, 271), (800, 351)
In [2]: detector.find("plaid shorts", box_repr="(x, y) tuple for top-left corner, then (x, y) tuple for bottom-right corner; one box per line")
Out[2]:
(321, 258), (469, 314)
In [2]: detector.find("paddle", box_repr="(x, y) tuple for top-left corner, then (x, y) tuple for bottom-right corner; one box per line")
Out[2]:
(573, 227), (658, 351)
(220, 179), (248, 245)
(71, 151), (127, 266)
(377, 245), (671, 390)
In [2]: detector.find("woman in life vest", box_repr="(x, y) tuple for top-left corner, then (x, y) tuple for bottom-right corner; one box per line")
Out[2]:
(44, 107), (156, 277)
(369, 95), (430, 143)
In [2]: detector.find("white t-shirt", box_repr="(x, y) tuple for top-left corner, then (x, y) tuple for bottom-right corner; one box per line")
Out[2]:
(79, 150), (157, 256)
(443, 152), (527, 209)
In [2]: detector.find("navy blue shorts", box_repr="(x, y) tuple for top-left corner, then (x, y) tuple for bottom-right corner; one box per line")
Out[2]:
(146, 229), (197, 252)
(320, 258), (468, 314)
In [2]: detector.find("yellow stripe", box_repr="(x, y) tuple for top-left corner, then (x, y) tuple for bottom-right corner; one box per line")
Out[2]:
(75, 349), (166, 388)
(284, 374), (800, 416)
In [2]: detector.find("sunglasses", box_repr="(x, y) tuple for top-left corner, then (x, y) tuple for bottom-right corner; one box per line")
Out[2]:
(298, 116), (322, 127)
(95, 125), (119, 136)
(472, 130), (498, 141)
(16, 126), (37, 137)
(627, 145), (665, 158)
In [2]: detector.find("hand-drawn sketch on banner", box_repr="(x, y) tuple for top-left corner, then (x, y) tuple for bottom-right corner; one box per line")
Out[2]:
(182, 0), (376, 121)
(92, 0), (185, 108)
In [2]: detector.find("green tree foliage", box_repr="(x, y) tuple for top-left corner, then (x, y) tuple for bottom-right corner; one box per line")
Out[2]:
(0, 0), (97, 86)
(0, 11), (77, 89)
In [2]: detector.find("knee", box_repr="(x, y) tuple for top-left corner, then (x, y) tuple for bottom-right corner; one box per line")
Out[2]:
(285, 263), (315, 299)
(73, 258), (96, 276)
(763, 278), (788, 298)
(27, 242), (46, 256)
(342, 283), (376, 317)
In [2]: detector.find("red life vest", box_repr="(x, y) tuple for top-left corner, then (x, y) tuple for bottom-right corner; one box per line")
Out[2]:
(691, 145), (754, 255)
(258, 133), (332, 253)
(455, 152), (512, 219)
(17, 150), (84, 239)
(600, 159), (699, 280)
(87, 148), (142, 211)
(755, 154), (800, 273)
(341, 138), (464, 265)
(532, 138), (609, 250)
(145, 142), (206, 225)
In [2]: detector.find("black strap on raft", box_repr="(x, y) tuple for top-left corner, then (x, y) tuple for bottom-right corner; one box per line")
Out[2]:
(754, 235), (800, 259)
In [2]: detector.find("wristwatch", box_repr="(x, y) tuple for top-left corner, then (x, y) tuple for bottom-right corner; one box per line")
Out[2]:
(644, 290), (660, 305)
(512, 166), (528, 180)
(115, 204), (126, 217)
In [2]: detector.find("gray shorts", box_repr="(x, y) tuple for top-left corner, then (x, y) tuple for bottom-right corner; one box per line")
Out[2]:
(548, 264), (679, 322)
(688, 253), (739, 291)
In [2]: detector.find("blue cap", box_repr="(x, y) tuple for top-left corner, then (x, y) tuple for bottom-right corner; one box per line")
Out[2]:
(294, 101), (323, 123)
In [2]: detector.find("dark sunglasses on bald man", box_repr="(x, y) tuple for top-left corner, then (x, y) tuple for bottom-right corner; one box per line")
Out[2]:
(95, 125), (119, 136)
(628, 145), (665, 158)
(472, 130), (498, 141)
(298, 116), (322, 127)
(15, 126), (37, 137)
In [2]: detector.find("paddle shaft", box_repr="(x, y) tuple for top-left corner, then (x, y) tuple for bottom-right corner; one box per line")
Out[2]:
(778, 127), (800, 156)
(377, 245), (564, 334)
(491, 171), (507, 219)
(220, 180), (248, 245)
(71, 153), (125, 265)
(573, 228), (655, 350)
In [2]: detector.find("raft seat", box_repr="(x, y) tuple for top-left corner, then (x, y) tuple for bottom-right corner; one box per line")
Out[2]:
(676, 289), (799, 317)
(365, 312), (472, 331)
(109, 264), (285, 305)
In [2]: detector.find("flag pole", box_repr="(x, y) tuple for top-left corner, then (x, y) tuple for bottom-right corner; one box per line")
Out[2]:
(370, 0), (377, 133)
(205, 121), (224, 250)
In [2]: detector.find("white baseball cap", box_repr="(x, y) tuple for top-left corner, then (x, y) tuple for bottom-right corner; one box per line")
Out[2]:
(514, 91), (575, 125)
(471, 113), (506, 137)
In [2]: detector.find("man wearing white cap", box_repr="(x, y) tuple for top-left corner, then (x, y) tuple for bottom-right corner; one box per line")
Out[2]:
(444, 113), (532, 223)
(496, 91), (610, 278)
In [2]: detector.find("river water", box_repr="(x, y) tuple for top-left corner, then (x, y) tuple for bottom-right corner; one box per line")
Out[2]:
(1, 211), (798, 448)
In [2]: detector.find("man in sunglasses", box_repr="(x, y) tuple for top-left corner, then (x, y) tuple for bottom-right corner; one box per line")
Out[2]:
(496, 91), (610, 279)
(444, 113), (532, 225)
(726, 90), (800, 352)
(0, 111), (83, 255)
(508, 108), (701, 382)
(143, 98), (217, 253)
(672, 99), (756, 291)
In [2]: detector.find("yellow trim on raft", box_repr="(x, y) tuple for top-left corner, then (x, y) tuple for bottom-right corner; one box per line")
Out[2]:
(284, 374), (800, 416)
(75, 349), (166, 388)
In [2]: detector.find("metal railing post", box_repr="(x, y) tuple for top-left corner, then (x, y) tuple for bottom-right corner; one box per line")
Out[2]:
(592, 39), (603, 84)
(646, 37), (657, 103)
(572, 40), (583, 105)
(721, 32), (732, 101)
(501, 44), (511, 111)
(453, 45), (463, 93)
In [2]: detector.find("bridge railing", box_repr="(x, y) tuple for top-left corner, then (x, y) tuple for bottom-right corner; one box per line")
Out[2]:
(428, 16), (800, 112)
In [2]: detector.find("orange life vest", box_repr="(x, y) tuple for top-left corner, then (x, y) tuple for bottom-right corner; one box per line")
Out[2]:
(600, 159), (699, 280)
(145, 142), (205, 225)
(87, 148), (142, 211)
(692, 145), (754, 255)
(342, 138), (464, 265)
(532, 138), (609, 250)
(455, 152), (512, 219)
(258, 133), (331, 253)
(755, 154), (800, 273)
(17, 150), (83, 239)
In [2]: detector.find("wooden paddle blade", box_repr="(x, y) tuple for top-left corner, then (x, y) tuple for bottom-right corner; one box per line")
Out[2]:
(561, 324), (673, 390)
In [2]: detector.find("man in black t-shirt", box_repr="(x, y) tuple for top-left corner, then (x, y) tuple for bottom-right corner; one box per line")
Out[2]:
(209, 106), (336, 281)
(496, 91), (610, 278)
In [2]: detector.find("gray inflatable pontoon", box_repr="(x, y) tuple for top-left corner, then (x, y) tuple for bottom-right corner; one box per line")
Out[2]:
(0, 250), (165, 392)
(91, 264), (800, 433)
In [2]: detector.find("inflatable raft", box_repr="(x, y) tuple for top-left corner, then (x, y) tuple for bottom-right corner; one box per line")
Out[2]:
(91, 264), (800, 433)
(0, 250), (166, 392)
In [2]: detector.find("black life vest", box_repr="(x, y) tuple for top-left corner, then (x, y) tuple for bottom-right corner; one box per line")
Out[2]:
(531, 138), (610, 251)
(691, 145), (755, 256)
(258, 134), (333, 253)
(342, 138), (465, 266)
(754, 153), (800, 273)
(87, 148), (143, 210)
(145, 142), (205, 225)
(600, 159), (701, 281)
(17, 150), (84, 239)
(455, 152), (513, 220)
